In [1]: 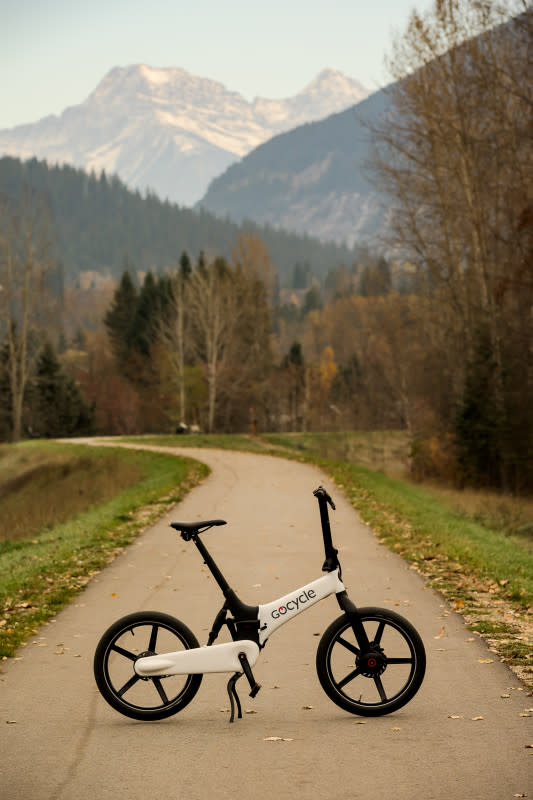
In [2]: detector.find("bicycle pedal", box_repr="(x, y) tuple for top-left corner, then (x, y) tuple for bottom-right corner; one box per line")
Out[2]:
(249, 683), (261, 699)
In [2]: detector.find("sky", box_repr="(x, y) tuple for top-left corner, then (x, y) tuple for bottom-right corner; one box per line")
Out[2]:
(1, 0), (434, 130)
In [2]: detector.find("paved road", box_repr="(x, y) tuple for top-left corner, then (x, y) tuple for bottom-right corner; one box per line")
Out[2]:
(1, 446), (531, 800)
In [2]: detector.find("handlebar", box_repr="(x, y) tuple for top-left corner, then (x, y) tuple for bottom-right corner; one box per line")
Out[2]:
(313, 486), (338, 572)
(313, 486), (336, 510)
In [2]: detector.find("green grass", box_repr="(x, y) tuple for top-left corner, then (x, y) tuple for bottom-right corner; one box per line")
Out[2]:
(120, 433), (273, 453)
(0, 442), (208, 657)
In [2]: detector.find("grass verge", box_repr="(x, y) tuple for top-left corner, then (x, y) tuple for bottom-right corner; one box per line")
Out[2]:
(0, 442), (208, 658)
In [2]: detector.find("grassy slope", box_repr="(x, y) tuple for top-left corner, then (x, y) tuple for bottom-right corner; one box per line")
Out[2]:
(0, 442), (208, 657)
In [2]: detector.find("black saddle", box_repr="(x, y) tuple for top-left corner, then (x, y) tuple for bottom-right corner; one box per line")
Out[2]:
(170, 519), (226, 537)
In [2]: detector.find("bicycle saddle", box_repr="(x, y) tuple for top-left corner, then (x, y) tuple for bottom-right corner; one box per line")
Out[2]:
(170, 519), (226, 533)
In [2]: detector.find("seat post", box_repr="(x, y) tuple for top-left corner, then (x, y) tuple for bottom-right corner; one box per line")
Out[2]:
(191, 533), (231, 596)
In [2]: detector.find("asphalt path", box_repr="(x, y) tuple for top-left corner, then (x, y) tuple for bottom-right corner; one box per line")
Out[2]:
(1, 445), (531, 800)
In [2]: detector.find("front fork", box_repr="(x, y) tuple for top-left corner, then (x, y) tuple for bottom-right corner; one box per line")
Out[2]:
(336, 590), (372, 651)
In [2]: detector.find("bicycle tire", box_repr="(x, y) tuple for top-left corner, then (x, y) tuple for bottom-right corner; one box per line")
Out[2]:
(316, 607), (426, 716)
(94, 611), (202, 721)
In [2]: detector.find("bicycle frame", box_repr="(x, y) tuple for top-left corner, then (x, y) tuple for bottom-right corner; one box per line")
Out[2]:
(134, 569), (345, 678)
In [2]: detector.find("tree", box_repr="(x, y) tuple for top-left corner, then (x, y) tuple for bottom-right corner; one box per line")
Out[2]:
(29, 340), (94, 437)
(104, 270), (138, 374)
(188, 257), (238, 432)
(155, 260), (191, 426)
(0, 190), (55, 441)
(369, 0), (533, 488)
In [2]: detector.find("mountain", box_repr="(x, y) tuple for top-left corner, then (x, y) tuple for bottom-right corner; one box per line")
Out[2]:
(0, 156), (358, 285)
(198, 87), (392, 247)
(0, 65), (368, 207)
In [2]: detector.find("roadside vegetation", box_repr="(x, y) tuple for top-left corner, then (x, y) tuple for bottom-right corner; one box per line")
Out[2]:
(0, 441), (208, 657)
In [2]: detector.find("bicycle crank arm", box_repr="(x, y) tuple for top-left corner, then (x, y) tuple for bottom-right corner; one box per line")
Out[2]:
(134, 640), (260, 678)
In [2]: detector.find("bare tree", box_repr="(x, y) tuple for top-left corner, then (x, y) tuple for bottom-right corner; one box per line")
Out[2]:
(155, 267), (190, 426)
(367, 0), (533, 486)
(188, 258), (238, 433)
(0, 190), (54, 441)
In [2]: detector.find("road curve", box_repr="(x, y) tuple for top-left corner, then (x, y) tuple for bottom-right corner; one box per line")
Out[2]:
(1, 445), (531, 800)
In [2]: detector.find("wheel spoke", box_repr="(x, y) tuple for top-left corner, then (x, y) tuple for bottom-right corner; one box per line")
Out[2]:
(336, 636), (360, 656)
(387, 657), (414, 664)
(117, 673), (140, 697)
(111, 644), (137, 661)
(373, 620), (385, 645)
(153, 678), (169, 705)
(374, 675), (387, 702)
(336, 667), (362, 689)
(148, 624), (159, 653)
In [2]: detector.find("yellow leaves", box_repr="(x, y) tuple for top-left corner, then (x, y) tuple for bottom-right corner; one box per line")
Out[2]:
(434, 626), (447, 639)
(477, 658), (494, 664)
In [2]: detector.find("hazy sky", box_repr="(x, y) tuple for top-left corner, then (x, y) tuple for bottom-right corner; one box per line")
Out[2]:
(2, 0), (434, 130)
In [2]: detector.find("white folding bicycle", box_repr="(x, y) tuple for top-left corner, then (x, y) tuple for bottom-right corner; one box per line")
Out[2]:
(94, 487), (426, 722)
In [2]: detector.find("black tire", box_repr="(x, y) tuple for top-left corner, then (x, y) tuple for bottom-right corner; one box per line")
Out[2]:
(316, 607), (426, 716)
(94, 611), (202, 721)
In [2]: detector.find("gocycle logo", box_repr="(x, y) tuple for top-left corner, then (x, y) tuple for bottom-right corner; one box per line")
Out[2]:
(271, 589), (316, 619)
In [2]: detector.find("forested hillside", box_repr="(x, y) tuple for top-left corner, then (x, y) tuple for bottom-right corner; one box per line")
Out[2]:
(198, 88), (390, 246)
(0, 156), (357, 284)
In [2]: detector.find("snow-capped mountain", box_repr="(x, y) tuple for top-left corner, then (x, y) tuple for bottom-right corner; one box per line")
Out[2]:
(0, 65), (368, 206)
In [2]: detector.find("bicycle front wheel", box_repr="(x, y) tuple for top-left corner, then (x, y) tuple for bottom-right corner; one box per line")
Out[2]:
(316, 607), (426, 716)
(94, 611), (202, 721)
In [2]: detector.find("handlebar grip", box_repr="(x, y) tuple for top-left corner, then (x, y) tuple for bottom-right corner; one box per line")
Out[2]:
(313, 486), (336, 510)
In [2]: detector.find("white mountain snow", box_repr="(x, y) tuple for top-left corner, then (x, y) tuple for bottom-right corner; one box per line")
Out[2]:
(0, 64), (369, 206)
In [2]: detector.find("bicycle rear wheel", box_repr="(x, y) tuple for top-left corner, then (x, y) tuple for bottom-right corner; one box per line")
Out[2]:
(94, 611), (202, 721)
(316, 607), (425, 716)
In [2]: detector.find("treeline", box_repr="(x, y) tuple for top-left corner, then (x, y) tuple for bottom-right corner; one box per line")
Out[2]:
(364, 1), (533, 491)
(0, 156), (356, 285)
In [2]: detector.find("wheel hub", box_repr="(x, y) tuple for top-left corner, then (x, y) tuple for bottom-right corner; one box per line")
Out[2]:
(135, 650), (155, 681)
(358, 647), (387, 678)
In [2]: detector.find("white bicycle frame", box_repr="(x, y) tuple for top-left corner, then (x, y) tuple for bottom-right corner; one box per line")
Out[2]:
(134, 570), (345, 678)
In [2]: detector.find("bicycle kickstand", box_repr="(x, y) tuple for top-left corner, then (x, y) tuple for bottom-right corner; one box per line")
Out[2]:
(227, 672), (243, 723)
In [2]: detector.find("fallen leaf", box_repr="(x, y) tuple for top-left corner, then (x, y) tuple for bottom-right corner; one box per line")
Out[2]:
(478, 659), (494, 663)
(219, 708), (230, 713)
(111, 593), (117, 598)
(448, 715), (464, 719)
(302, 705), (314, 710)
(264, 736), (294, 742)
(391, 727), (401, 731)
(244, 709), (257, 714)
(519, 713), (531, 718)
(6, 720), (16, 724)
(501, 694), (511, 698)
(455, 599), (465, 610)
(512, 794), (527, 798)
(471, 716), (484, 721)
(434, 626), (447, 639)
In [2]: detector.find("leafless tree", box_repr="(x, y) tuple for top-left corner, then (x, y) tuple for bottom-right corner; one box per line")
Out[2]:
(0, 190), (55, 441)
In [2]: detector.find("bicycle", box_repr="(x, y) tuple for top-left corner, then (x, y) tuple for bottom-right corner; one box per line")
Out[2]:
(94, 486), (426, 723)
